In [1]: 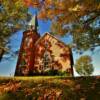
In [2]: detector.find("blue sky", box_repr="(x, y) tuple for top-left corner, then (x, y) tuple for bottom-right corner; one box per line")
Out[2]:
(0, 7), (100, 77)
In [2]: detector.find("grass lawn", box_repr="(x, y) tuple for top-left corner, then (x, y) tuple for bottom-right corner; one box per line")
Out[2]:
(0, 76), (100, 100)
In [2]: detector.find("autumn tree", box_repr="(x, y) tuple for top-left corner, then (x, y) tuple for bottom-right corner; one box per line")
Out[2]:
(24, 0), (100, 52)
(1, 0), (100, 60)
(75, 55), (94, 76)
(0, 0), (31, 61)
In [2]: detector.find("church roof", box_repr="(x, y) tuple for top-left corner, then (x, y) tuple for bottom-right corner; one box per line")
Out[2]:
(28, 15), (35, 26)
(35, 32), (74, 65)
(28, 15), (38, 31)
(35, 32), (70, 47)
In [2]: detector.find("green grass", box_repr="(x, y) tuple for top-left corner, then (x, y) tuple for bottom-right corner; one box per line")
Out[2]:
(0, 76), (66, 80)
(0, 76), (100, 100)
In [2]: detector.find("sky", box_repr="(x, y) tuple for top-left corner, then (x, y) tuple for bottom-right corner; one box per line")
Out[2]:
(0, 7), (100, 77)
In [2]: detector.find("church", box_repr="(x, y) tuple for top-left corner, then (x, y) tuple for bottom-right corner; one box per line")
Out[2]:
(15, 15), (74, 76)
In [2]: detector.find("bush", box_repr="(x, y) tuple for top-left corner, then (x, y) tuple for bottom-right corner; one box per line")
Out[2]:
(47, 70), (59, 76)
(58, 71), (67, 76)
(46, 70), (70, 76)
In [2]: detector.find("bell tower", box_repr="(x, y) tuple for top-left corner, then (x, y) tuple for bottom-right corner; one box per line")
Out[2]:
(15, 15), (40, 76)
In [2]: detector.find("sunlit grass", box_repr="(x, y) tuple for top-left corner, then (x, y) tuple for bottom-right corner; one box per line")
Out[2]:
(0, 76), (67, 81)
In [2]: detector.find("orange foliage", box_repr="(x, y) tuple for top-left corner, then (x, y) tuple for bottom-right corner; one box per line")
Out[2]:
(45, 0), (53, 6)
(23, 0), (32, 6)
(38, 9), (47, 19)
(23, 0), (39, 7)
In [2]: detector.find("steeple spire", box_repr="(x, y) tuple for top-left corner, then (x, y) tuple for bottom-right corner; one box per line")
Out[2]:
(28, 14), (38, 31)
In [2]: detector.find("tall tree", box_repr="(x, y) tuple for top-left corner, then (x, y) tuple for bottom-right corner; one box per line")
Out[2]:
(24, 0), (100, 51)
(0, 0), (30, 60)
(75, 55), (94, 76)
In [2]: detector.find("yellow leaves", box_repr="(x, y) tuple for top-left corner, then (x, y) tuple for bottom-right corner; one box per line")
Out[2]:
(69, 4), (82, 12)
(0, 81), (21, 94)
(38, 8), (55, 20)
(0, 0), (28, 47)
(62, 79), (75, 87)
(97, 3), (100, 10)
(80, 97), (86, 100)
(15, 24), (22, 29)
(57, 1), (66, 10)
(15, 0), (26, 9)
(51, 21), (68, 36)
(47, 9), (55, 19)
(45, 0), (53, 6)
(0, 77), (100, 99)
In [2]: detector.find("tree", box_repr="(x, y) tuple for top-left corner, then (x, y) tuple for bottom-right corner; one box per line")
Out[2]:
(75, 55), (94, 76)
(1, 0), (100, 60)
(24, 0), (100, 51)
(0, 0), (30, 60)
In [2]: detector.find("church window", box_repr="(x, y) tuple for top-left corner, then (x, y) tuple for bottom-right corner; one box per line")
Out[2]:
(24, 37), (32, 47)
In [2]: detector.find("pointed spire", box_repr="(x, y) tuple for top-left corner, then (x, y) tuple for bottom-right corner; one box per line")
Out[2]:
(28, 14), (38, 31)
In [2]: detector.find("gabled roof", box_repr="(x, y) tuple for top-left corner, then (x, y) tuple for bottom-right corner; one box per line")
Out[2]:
(35, 32), (70, 48)
(35, 32), (74, 65)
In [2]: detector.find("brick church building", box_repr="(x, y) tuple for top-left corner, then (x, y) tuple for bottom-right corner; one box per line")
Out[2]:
(15, 15), (74, 76)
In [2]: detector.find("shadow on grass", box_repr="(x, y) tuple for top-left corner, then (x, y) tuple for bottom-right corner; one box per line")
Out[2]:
(0, 76), (100, 100)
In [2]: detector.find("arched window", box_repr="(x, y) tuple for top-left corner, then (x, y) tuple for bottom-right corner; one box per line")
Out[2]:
(41, 41), (53, 71)
(43, 51), (50, 68)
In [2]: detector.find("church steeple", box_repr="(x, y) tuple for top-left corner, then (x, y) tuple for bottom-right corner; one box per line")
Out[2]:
(15, 14), (40, 76)
(28, 14), (38, 31)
